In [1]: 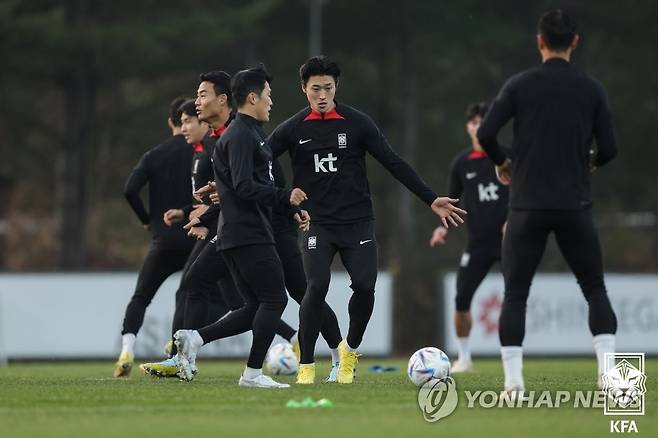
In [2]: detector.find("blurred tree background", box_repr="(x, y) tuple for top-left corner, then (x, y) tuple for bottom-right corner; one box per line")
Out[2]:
(0, 0), (656, 351)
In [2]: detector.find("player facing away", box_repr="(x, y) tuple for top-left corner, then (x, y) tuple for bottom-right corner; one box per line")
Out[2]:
(429, 102), (508, 373)
(174, 64), (311, 388)
(268, 56), (467, 384)
(113, 98), (196, 377)
(477, 9), (618, 395)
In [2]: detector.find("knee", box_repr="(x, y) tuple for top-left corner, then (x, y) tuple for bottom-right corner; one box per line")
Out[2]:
(349, 276), (376, 296)
(307, 275), (330, 296)
(578, 276), (606, 299)
(262, 291), (288, 312)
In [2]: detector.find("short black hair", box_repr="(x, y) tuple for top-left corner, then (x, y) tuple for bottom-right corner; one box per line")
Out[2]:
(299, 56), (340, 86)
(465, 102), (489, 122)
(199, 70), (233, 107)
(169, 96), (187, 126)
(538, 9), (577, 51)
(178, 99), (197, 119)
(231, 63), (273, 108)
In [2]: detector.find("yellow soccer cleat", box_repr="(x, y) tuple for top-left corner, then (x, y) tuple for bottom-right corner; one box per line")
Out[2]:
(337, 340), (361, 384)
(139, 357), (179, 378)
(112, 352), (134, 378)
(292, 338), (301, 363)
(164, 339), (174, 357)
(296, 363), (316, 385)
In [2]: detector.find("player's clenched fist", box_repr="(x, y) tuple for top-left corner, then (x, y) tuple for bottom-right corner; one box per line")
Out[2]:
(289, 188), (308, 206)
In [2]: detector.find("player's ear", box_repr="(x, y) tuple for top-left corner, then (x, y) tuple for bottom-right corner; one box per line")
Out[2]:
(536, 34), (544, 52)
(570, 34), (580, 51)
(301, 81), (307, 94)
(248, 92), (257, 106)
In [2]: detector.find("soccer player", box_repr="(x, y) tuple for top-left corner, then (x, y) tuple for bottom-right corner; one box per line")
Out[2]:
(113, 97), (196, 377)
(140, 75), (299, 377)
(429, 102), (508, 373)
(268, 56), (467, 384)
(174, 64), (310, 388)
(477, 9), (618, 395)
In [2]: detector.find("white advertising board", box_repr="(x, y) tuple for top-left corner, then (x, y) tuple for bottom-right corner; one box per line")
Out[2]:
(0, 272), (391, 359)
(443, 273), (658, 355)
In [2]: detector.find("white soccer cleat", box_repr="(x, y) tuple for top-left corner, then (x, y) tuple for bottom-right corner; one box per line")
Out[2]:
(450, 360), (474, 373)
(238, 374), (290, 388)
(174, 330), (202, 382)
(324, 362), (340, 383)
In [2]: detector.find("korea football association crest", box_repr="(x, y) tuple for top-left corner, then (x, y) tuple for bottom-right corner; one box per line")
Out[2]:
(338, 133), (347, 148)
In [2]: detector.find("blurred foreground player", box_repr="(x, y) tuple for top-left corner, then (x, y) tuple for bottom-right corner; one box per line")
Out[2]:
(478, 9), (618, 395)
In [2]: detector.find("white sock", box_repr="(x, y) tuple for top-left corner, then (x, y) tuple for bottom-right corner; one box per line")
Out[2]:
(243, 367), (262, 380)
(593, 334), (615, 377)
(121, 333), (136, 356)
(331, 348), (340, 364)
(501, 346), (524, 389)
(456, 336), (471, 363)
(290, 332), (299, 344)
(345, 341), (357, 353)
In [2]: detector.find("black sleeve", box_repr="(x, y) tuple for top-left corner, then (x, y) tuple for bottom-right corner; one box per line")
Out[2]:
(228, 133), (291, 208)
(448, 156), (463, 200)
(592, 82), (617, 167)
(267, 122), (292, 159)
(181, 204), (194, 218)
(197, 204), (220, 228)
(478, 76), (517, 166)
(271, 160), (300, 218)
(123, 152), (150, 225)
(363, 116), (438, 206)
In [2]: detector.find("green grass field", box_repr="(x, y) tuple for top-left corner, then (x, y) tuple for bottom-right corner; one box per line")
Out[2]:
(1, 358), (655, 438)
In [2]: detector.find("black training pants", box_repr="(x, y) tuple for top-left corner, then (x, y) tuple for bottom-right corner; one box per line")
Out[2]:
(299, 221), (377, 364)
(499, 208), (617, 346)
(197, 244), (288, 369)
(122, 239), (194, 335)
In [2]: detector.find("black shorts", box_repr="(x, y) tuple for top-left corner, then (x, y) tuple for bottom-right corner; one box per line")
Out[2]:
(455, 246), (500, 311)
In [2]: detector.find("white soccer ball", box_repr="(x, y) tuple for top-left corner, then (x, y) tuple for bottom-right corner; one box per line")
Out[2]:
(407, 347), (451, 387)
(265, 342), (299, 375)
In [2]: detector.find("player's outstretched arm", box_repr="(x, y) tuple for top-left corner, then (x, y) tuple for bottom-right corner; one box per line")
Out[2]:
(430, 197), (467, 228)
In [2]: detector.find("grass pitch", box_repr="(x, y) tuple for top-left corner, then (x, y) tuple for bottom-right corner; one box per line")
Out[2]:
(1, 358), (655, 438)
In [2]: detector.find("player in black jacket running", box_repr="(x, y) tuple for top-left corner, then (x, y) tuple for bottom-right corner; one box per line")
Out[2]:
(268, 56), (467, 384)
(477, 10), (618, 395)
(174, 65), (310, 388)
(113, 98), (195, 377)
(429, 102), (508, 374)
